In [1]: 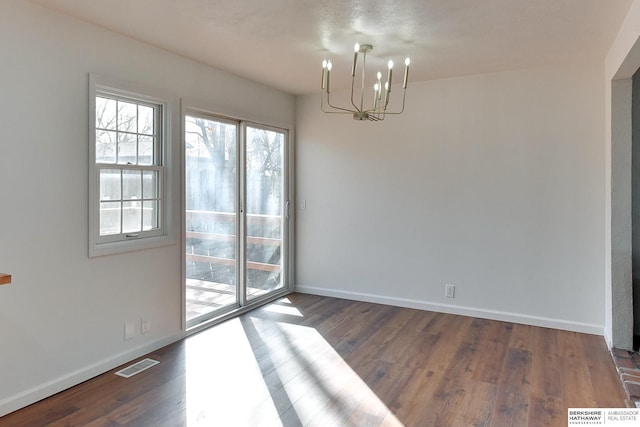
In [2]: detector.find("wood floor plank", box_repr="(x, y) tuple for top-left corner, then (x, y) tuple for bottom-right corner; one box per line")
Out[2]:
(1, 293), (627, 426)
(509, 323), (533, 351)
(472, 319), (513, 385)
(580, 333), (628, 407)
(392, 368), (448, 425)
(420, 313), (474, 374)
(439, 321), (500, 426)
(322, 303), (401, 359)
(455, 380), (499, 427)
(560, 355), (598, 409)
(492, 348), (533, 426)
(557, 329), (582, 359)
(357, 359), (418, 413)
(527, 394), (564, 427)
(370, 323), (440, 369)
(530, 327), (562, 399)
(430, 345), (478, 426)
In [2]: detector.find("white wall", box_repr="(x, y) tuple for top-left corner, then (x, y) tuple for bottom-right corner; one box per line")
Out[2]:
(0, 0), (294, 416)
(296, 62), (606, 333)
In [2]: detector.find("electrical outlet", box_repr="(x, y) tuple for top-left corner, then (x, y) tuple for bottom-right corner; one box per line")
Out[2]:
(445, 284), (455, 298)
(124, 321), (136, 340)
(141, 318), (151, 334)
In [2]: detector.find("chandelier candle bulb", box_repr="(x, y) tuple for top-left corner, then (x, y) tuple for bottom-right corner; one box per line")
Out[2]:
(384, 81), (390, 108)
(352, 43), (359, 77)
(321, 60), (327, 89)
(387, 60), (393, 93)
(373, 83), (379, 109)
(326, 60), (332, 93)
(403, 58), (410, 89)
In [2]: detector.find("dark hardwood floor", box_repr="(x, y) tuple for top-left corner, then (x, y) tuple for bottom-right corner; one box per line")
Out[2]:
(1, 293), (627, 426)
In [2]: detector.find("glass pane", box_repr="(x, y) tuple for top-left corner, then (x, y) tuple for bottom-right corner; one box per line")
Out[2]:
(99, 201), (121, 236)
(138, 136), (154, 165)
(185, 115), (238, 324)
(96, 97), (116, 130)
(117, 132), (136, 164)
(143, 200), (158, 230)
(118, 101), (137, 133)
(246, 126), (285, 300)
(96, 130), (117, 163)
(123, 170), (142, 200)
(143, 170), (157, 199)
(138, 105), (154, 135)
(123, 201), (141, 233)
(99, 169), (121, 201)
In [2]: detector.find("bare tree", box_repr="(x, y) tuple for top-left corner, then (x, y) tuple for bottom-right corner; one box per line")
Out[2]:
(187, 118), (237, 212)
(246, 128), (282, 214)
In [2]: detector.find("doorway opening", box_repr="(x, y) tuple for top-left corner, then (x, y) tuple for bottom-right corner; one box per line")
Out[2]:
(633, 68), (640, 350)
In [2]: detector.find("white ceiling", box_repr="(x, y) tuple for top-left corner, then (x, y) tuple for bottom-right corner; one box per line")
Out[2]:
(29, 0), (633, 95)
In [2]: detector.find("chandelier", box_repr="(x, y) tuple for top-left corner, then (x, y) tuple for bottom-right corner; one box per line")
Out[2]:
(321, 43), (410, 121)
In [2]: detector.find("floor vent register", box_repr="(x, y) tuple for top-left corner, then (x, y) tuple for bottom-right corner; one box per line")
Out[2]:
(115, 358), (160, 378)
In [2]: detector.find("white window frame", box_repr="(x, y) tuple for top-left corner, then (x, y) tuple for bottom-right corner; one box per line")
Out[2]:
(89, 74), (175, 257)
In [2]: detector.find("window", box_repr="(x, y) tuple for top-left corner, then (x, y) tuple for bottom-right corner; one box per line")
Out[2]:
(89, 75), (173, 256)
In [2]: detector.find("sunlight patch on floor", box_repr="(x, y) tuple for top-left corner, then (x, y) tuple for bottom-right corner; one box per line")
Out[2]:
(185, 318), (279, 425)
(183, 305), (402, 425)
(262, 303), (304, 317)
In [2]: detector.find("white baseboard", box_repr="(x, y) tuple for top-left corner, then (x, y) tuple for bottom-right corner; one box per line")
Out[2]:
(0, 333), (182, 417)
(295, 286), (604, 336)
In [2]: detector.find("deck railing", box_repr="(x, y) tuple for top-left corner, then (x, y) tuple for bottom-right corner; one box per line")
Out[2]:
(185, 210), (281, 273)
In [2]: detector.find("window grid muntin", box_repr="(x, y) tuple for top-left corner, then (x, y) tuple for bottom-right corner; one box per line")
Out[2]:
(95, 94), (159, 166)
(98, 165), (162, 238)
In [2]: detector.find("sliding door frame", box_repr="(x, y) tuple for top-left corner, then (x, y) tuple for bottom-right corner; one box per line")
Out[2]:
(181, 103), (294, 334)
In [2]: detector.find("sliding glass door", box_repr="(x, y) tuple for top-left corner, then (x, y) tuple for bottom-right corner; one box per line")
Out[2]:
(184, 114), (289, 328)
(245, 125), (286, 300)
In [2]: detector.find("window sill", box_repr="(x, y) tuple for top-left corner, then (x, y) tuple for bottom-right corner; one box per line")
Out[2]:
(89, 234), (176, 258)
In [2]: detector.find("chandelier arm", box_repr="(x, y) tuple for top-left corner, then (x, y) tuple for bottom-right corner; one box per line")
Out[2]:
(322, 90), (360, 113)
(349, 73), (360, 112)
(350, 47), (368, 113)
(359, 50), (368, 112)
(327, 96), (358, 113)
(360, 52), (367, 112)
(364, 88), (407, 115)
(367, 108), (383, 121)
